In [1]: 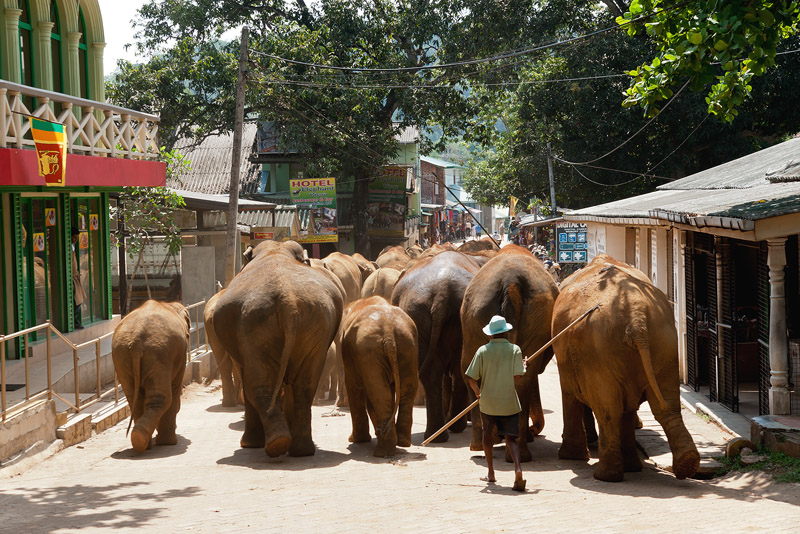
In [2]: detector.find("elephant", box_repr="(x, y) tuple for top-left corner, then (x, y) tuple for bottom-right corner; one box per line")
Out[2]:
(406, 244), (424, 258)
(111, 300), (191, 453)
(552, 254), (699, 482)
(460, 244), (559, 462)
(376, 245), (412, 270)
(322, 252), (363, 304)
(391, 251), (480, 442)
(213, 247), (344, 457)
(243, 239), (305, 267)
(360, 268), (401, 300)
(351, 252), (380, 284)
(340, 296), (419, 456)
(458, 238), (500, 253)
(204, 290), (243, 407)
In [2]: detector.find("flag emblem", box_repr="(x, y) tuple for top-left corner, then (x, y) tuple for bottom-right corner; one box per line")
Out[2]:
(30, 118), (67, 187)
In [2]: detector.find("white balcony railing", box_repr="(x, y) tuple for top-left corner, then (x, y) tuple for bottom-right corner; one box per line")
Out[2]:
(0, 79), (160, 160)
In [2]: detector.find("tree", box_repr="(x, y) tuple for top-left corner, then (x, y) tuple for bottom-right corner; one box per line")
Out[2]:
(112, 149), (191, 312)
(619, 0), (800, 121)
(110, 0), (552, 256)
(461, 4), (800, 209)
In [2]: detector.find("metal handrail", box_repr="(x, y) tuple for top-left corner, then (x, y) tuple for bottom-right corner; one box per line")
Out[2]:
(1, 300), (208, 423)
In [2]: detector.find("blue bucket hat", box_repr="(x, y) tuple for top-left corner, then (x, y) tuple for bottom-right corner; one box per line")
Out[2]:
(483, 315), (513, 336)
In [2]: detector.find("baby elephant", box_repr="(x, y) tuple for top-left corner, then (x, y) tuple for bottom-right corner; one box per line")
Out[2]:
(112, 300), (191, 453)
(340, 296), (419, 456)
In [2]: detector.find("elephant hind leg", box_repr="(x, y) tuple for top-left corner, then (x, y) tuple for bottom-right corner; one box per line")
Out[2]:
(241, 395), (266, 449)
(647, 390), (699, 479)
(593, 405), (625, 483)
(558, 392), (589, 462)
(621, 411), (642, 473)
(155, 383), (182, 446)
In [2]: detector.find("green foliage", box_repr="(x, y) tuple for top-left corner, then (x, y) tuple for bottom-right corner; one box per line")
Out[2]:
(619, 0), (800, 121)
(716, 447), (800, 484)
(461, 5), (800, 209)
(111, 149), (191, 259)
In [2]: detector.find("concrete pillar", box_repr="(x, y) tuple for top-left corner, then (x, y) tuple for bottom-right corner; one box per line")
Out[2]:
(65, 32), (82, 98)
(3, 9), (23, 83)
(37, 22), (55, 93)
(91, 41), (106, 102)
(767, 237), (790, 415)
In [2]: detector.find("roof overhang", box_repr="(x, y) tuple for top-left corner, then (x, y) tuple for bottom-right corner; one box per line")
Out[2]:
(172, 189), (277, 211)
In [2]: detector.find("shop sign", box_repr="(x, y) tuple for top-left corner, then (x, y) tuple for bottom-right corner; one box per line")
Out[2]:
(556, 223), (587, 263)
(289, 177), (338, 243)
(368, 166), (407, 238)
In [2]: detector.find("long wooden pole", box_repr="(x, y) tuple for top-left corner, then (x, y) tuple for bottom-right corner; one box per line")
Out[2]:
(224, 27), (249, 286)
(421, 304), (599, 446)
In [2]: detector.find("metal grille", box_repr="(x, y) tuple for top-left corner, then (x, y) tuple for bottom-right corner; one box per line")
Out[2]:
(686, 233), (699, 391)
(705, 245), (718, 403)
(757, 241), (770, 415)
(717, 238), (738, 412)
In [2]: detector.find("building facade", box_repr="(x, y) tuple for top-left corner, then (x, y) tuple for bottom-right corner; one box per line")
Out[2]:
(566, 137), (800, 417)
(1, 0), (165, 355)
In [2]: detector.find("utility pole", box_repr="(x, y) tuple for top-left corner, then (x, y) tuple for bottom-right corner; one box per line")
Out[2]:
(547, 142), (557, 217)
(224, 27), (249, 286)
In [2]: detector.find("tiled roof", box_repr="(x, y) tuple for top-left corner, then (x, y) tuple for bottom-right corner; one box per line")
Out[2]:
(169, 123), (262, 196)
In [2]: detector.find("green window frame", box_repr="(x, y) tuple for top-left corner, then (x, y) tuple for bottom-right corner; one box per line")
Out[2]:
(78, 8), (89, 99)
(18, 0), (35, 92)
(50, 0), (64, 95)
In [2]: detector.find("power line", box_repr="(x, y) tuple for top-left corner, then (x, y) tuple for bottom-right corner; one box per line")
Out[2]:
(253, 72), (627, 90)
(248, 0), (692, 74)
(570, 165), (648, 188)
(554, 78), (691, 166)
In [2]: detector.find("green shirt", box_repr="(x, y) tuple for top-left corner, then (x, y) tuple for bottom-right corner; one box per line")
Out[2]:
(465, 338), (524, 416)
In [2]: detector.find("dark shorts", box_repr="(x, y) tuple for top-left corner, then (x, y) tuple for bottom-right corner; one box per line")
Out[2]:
(480, 412), (520, 439)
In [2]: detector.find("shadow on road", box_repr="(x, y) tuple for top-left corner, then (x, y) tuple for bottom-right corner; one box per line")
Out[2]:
(0, 482), (201, 531)
(109, 435), (192, 460)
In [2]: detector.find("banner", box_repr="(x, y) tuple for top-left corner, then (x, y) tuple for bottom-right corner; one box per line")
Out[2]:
(368, 166), (408, 238)
(30, 118), (67, 187)
(289, 177), (338, 243)
(509, 195), (519, 218)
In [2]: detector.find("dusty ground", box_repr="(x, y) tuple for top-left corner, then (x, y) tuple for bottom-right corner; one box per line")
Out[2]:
(1, 364), (798, 533)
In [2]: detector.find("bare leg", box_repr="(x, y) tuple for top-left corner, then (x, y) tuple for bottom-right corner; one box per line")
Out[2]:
(505, 435), (525, 490)
(482, 416), (496, 483)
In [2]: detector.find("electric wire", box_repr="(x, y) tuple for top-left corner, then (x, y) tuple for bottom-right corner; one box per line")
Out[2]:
(247, 0), (692, 73)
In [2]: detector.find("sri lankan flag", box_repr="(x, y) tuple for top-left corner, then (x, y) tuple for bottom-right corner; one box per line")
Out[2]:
(30, 118), (67, 187)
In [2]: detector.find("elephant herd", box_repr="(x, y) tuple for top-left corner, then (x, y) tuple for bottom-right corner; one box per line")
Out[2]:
(111, 237), (700, 483)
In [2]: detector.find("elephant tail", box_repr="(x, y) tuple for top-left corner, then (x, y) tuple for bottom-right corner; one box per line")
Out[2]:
(269, 312), (298, 411)
(125, 346), (144, 437)
(419, 300), (444, 380)
(499, 281), (524, 345)
(628, 322), (668, 411)
(380, 334), (402, 435)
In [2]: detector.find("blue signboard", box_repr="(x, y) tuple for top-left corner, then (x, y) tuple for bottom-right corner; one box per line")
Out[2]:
(556, 223), (588, 263)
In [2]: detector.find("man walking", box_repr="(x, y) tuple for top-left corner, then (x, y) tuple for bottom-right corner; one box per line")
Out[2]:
(466, 315), (526, 491)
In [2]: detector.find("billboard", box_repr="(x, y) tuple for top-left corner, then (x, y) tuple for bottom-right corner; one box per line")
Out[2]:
(289, 177), (338, 243)
(556, 222), (588, 264)
(368, 166), (408, 238)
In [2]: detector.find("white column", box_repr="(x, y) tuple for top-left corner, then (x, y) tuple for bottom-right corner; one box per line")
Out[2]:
(37, 22), (55, 93)
(4, 9), (22, 83)
(767, 237), (790, 415)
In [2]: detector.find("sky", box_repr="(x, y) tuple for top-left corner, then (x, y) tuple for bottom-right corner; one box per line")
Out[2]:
(98, 0), (143, 76)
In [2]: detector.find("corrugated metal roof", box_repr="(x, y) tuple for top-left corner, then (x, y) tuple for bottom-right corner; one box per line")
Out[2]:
(421, 155), (462, 169)
(170, 123), (262, 196)
(567, 136), (800, 228)
(171, 189), (276, 210)
(658, 136), (800, 191)
(395, 125), (420, 144)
